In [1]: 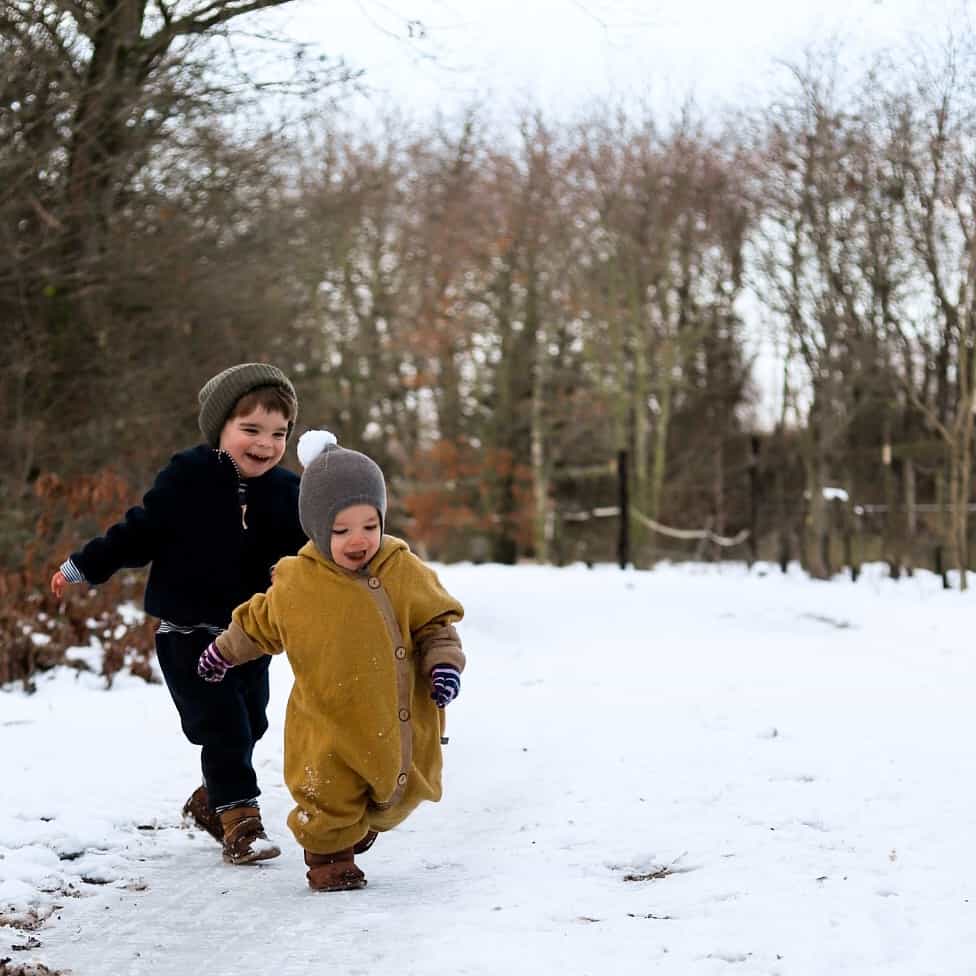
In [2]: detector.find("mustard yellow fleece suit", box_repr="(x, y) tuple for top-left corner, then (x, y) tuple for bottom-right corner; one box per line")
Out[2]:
(215, 535), (464, 854)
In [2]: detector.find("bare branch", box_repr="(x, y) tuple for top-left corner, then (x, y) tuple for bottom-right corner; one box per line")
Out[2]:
(138, 0), (298, 73)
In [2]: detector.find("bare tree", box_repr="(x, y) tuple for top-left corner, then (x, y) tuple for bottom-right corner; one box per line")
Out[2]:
(884, 38), (976, 588)
(752, 62), (869, 578)
(0, 0), (348, 564)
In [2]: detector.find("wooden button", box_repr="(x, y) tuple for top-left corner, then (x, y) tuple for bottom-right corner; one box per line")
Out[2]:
(397, 772), (408, 786)
(367, 576), (381, 589)
(395, 646), (407, 660)
(398, 708), (410, 721)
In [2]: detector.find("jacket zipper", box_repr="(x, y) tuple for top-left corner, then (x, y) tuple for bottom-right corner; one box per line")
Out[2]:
(216, 449), (248, 530)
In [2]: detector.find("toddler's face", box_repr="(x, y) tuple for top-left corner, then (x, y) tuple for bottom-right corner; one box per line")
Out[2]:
(219, 406), (289, 478)
(331, 504), (382, 571)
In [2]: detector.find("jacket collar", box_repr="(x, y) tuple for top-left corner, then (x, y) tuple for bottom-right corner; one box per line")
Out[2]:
(297, 535), (408, 577)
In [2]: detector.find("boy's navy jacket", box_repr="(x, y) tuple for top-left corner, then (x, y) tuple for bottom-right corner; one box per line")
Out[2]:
(70, 446), (306, 627)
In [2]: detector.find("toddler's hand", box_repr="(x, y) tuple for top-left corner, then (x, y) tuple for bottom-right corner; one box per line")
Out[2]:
(50, 571), (66, 600)
(430, 664), (460, 708)
(197, 642), (232, 683)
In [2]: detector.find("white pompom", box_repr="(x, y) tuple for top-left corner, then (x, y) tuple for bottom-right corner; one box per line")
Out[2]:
(297, 429), (338, 468)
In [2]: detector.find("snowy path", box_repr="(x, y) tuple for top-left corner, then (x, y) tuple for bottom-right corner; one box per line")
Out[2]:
(3, 562), (976, 975)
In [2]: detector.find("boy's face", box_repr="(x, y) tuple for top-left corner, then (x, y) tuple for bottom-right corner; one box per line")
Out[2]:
(330, 504), (382, 571)
(218, 406), (289, 478)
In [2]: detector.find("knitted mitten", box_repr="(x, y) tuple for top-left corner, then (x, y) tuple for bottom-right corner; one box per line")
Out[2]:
(197, 642), (232, 683)
(430, 664), (460, 708)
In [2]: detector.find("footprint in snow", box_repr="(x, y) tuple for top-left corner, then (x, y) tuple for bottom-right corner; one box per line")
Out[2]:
(705, 951), (751, 964)
(799, 612), (854, 630)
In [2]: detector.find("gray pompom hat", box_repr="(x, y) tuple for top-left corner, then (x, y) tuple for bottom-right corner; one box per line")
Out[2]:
(297, 430), (387, 558)
(197, 363), (298, 447)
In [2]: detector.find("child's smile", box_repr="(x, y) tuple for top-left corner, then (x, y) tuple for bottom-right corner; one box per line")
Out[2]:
(330, 504), (382, 571)
(218, 406), (289, 478)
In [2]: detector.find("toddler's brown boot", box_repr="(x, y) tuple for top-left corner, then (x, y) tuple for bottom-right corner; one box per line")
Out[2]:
(219, 806), (281, 864)
(353, 830), (378, 854)
(181, 786), (223, 842)
(304, 848), (367, 891)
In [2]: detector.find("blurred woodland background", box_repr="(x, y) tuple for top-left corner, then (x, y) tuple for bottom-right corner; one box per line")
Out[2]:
(5, 1), (976, 684)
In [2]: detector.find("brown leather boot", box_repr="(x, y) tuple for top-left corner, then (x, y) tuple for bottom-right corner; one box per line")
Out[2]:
(304, 848), (367, 891)
(353, 830), (378, 855)
(219, 806), (281, 864)
(181, 786), (223, 842)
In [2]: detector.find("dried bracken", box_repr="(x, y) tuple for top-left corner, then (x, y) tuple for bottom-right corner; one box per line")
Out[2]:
(1, 469), (156, 690)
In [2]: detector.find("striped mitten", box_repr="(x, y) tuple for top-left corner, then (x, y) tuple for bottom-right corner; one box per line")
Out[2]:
(430, 664), (461, 708)
(197, 642), (232, 683)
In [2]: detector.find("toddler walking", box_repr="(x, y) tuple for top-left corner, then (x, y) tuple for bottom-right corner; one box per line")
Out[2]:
(197, 430), (465, 890)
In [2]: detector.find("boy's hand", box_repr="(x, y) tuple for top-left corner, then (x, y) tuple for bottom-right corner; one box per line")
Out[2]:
(430, 664), (461, 708)
(197, 642), (233, 683)
(50, 571), (67, 600)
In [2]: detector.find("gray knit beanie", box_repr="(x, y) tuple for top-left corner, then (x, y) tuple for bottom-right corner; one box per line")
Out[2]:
(197, 363), (298, 447)
(297, 430), (387, 558)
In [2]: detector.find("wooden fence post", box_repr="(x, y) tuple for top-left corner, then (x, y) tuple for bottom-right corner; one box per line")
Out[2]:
(617, 450), (629, 569)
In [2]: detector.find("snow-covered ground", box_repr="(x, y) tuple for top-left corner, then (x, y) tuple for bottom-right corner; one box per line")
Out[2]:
(2, 560), (975, 975)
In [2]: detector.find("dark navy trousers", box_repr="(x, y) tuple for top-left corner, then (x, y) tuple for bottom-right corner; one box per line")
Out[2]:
(155, 629), (271, 810)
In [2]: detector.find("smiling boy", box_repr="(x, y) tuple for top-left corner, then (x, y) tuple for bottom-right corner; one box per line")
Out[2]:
(50, 363), (307, 864)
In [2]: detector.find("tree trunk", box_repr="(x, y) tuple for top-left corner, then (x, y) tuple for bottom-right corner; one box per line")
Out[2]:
(843, 468), (859, 581)
(903, 457), (917, 575)
(748, 435), (760, 567)
(881, 427), (900, 580)
(530, 310), (549, 562)
(935, 465), (951, 589)
(649, 337), (675, 520)
(948, 417), (973, 591)
(802, 430), (829, 579)
(631, 269), (649, 524)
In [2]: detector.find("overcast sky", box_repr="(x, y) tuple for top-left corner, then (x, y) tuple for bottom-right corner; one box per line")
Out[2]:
(259, 0), (958, 122)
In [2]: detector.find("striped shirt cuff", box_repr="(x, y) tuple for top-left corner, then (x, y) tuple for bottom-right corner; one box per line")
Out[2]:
(157, 621), (223, 636)
(60, 559), (85, 584)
